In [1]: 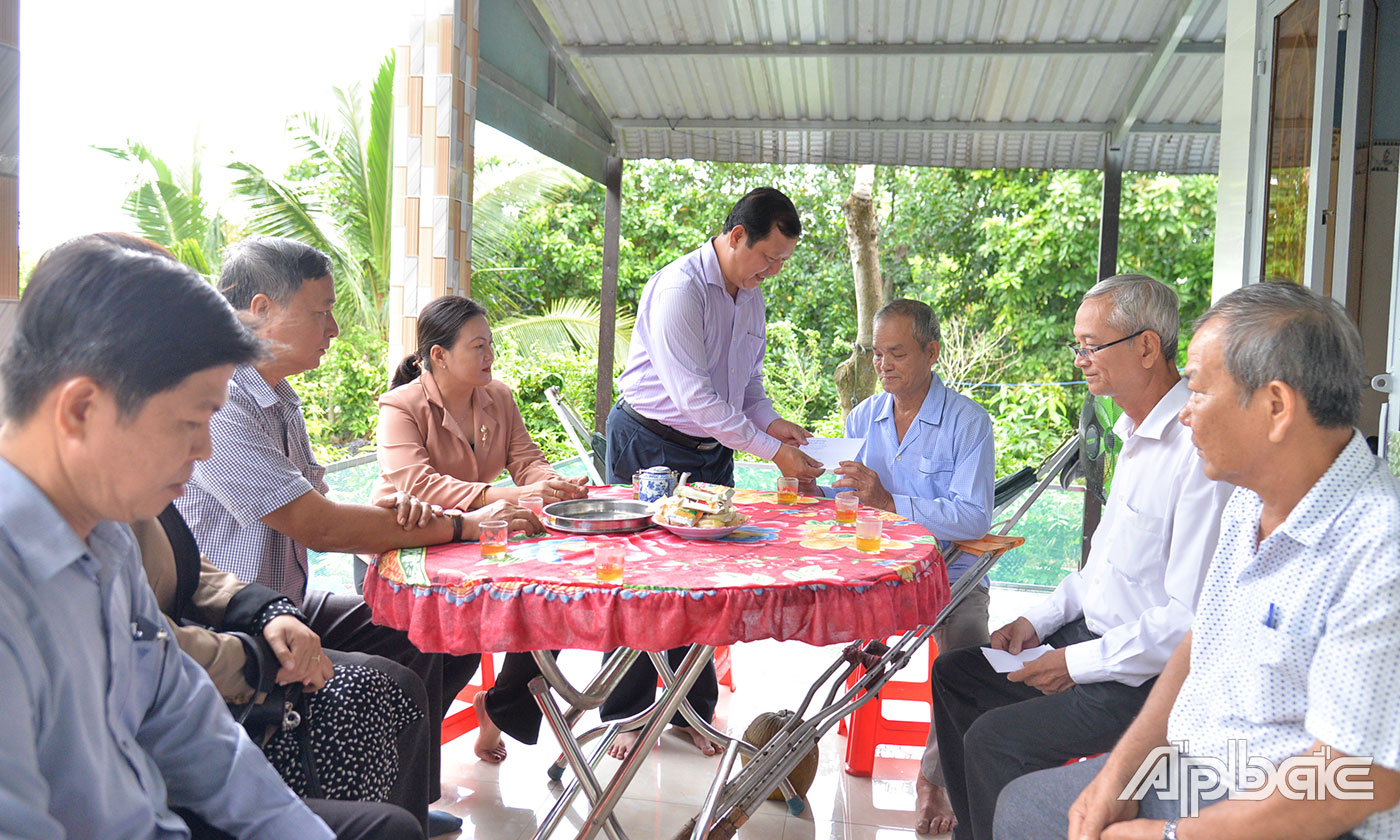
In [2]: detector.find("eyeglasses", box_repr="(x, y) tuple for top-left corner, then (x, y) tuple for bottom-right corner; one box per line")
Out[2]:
(1067, 329), (1147, 359)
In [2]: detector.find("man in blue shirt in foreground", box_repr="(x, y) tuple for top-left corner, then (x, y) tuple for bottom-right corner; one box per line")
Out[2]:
(806, 298), (996, 835)
(0, 237), (420, 839)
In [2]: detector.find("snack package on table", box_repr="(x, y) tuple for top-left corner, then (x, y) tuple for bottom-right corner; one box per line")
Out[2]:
(649, 477), (744, 528)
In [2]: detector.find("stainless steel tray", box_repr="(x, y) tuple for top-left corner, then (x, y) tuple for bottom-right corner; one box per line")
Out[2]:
(541, 498), (655, 534)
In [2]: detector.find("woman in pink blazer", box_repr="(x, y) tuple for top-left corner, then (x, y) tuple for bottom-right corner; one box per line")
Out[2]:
(375, 295), (586, 763)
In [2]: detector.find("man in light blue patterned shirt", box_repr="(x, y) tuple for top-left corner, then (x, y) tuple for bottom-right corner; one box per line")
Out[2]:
(0, 237), (420, 839)
(997, 282), (1400, 840)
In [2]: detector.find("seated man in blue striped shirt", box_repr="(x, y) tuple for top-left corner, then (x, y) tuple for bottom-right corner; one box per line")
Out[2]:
(805, 298), (996, 835)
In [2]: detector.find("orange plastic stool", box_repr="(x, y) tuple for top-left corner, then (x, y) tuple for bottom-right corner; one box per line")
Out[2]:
(657, 645), (737, 690)
(440, 652), (497, 744)
(715, 644), (735, 691)
(840, 637), (938, 776)
(839, 533), (1026, 776)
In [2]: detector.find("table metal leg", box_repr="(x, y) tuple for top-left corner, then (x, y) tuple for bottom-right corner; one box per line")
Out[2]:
(573, 644), (713, 840)
(536, 724), (621, 838)
(649, 651), (801, 806)
(532, 678), (627, 840)
(534, 648), (642, 782)
(691, 738), (741, 840)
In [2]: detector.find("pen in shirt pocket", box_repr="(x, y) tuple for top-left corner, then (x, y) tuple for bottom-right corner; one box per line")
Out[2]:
(131, 615), (170, 642)
(1264, 602), (1279, 629)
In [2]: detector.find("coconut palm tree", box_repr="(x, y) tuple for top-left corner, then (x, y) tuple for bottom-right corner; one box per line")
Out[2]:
(102, 53), (628, 359)
(468, 156), (633, 358)
(230, 53), (395, 335)
(494, 297), (634, 360)
(96, 140), (227, 277)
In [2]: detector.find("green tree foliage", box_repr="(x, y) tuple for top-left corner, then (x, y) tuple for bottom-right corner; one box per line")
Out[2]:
(480, 160), (1218, 475)
(291, 325), (387, 462)
(96, 141), (229, 276)
(489, 335), (617, 462)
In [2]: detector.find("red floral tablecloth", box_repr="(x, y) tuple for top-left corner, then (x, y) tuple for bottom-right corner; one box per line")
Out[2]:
(364, 486), (949, 655)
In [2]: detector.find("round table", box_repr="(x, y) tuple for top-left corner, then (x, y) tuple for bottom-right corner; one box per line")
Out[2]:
(364, 486), (949, 655)
(365, 487), (952, 840)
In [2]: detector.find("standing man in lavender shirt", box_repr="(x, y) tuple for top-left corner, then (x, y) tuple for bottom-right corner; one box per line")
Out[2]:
(602, 187), (824, 757)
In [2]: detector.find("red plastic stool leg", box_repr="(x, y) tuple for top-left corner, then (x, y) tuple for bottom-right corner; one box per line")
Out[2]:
(714, 645), (735, 691)
(841, 637), (939, 776)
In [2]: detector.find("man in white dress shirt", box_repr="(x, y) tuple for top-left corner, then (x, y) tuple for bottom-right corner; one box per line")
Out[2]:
(996, 281), (1400, 840)
(931, 275), (1234, 840)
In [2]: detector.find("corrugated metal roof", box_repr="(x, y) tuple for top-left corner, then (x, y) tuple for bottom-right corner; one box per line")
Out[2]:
(524, 0), (1226, 173)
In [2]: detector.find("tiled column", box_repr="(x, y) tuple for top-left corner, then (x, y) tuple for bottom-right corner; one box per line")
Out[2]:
(0, 0), (20, 408)
(1, 0), (18, 302)
(389, 0), (478, 368)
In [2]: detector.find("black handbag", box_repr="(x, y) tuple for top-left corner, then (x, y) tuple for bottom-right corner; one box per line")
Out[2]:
(225, 630), (322, 798)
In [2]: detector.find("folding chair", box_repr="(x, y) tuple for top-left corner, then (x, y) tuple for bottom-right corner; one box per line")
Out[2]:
(544, 386), (607, 485)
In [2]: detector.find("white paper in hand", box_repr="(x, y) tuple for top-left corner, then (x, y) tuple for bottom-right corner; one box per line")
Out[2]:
(799, 437), (865, 472)
(981, 644), (1055, 674)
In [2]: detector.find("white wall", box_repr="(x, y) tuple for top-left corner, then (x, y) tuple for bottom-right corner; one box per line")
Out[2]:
(1210, 0), (1260, 301)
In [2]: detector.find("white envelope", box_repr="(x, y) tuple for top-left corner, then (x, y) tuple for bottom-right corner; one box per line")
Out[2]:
(799, 437), (865, 471)
(980, 644), (1055, 674)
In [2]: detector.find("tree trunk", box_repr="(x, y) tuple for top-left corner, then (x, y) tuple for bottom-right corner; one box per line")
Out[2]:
(835, 164), (884, 417)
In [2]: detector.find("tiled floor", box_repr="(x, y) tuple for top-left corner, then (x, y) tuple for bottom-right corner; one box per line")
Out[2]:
(429, 586), (1045, 840)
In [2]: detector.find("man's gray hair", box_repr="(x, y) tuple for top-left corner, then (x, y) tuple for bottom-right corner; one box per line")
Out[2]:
(1196, 281), (1363, 428)
(875, 298), (941, 346)
(1083, 274), (1180, 361)
(218, 236), (334, 311)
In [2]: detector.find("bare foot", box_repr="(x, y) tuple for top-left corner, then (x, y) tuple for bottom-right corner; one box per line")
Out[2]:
(471, 691), (507, 763)
(914, 775), (957, 835)
(606, 729), (645, 760)
(672, 724), (719, 756)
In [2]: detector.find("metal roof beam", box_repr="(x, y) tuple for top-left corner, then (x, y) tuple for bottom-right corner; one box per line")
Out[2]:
(567, 41), (1224, 59)
(1111, 0), (1212, 148)
(612, 118), (1219, 135)
(510, 0), (616, 142)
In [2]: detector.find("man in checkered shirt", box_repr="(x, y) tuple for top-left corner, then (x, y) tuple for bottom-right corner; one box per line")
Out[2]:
(995, 282), (1400, 840)
(177, 237), (539, 828)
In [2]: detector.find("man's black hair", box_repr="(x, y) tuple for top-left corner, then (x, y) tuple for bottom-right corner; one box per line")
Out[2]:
(721, 187), (802, 243)
(2, 239), (263, 421)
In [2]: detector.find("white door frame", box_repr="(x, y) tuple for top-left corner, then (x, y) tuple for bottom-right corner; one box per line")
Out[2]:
(1378, 183), (1400, 459)
(1246, 0), (1344, 293)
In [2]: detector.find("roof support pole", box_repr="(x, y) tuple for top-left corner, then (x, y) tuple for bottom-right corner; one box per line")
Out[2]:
(594, 155), (624, 432)
(1081, 142), (1124, 567)
(1098, 146), (1124, 281)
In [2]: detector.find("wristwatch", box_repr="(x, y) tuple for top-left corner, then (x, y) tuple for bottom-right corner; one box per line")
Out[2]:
(445, 509), (465, 542)
(1162, 818), (1179, 840)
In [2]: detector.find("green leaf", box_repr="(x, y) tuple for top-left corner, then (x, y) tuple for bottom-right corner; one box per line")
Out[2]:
(494, 297), (634, 360)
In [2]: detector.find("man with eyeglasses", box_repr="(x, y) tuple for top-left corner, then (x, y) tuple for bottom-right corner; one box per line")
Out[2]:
(930, 274), (1235, 840)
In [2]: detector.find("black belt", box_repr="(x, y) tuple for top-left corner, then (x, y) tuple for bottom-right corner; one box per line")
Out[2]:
(617, 400), (721, 452)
